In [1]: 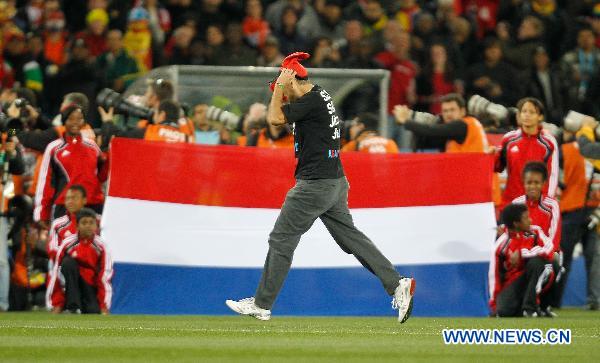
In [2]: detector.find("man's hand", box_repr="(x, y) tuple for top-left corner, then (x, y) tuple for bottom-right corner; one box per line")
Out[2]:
(393, 105), (412, 125)
(101, 308), (110, 315)
(276, 68), (296, 89)
(7, 102), (20, 118)
(52, 306), (63, 314)
(98, 106), (115, 123)
(583, 116), (599, 129)
(25, 105), (39, 121)
(509, 250), (520, 268)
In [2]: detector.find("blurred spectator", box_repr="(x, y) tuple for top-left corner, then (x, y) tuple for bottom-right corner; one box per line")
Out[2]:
(47, 208), (112, 314)
(274, 6), (308, 55)
(592, 5), (600, 48)
(338, 20), (365, 60)
(560, 26), (600, 110)
(53, 39), (98, 124)
(394, 93), (488, 153)
(26, 32), (49, 76)
(465, 37), (519, 106)
(218, 22), (257, 66)
(75, 9), (110, 59)
(204, 25), (226, 65)
(497, 16), (545, 72)
(3, 29), (43, 93)
(196, 0), (243, 37)
(310, 0), (345, 43)
(257, 36), (284, 67)
(347, 0), (389, 37)
(393, 0), (421, 32)
(34, 103), (106, 225)
(165, 0), (199, 30)
(374, 31), (417, 113)
(137, 0), (171, 47)
(13, 0), (45, 33)
(123, 6), (153, 72)
(96, 29), (140, 92)
(308, 37), (341, 68)
(341, 38), (378, 69)
(243, 0), (271, 49)
(447, 16), (478, 72)
(265, 0), (319, 40)
(42, 9), (68, 66)
(416, 43), (462, 114)
(459, 0), (499, 39)
(494, 97), (558, 207)
(164, 25), (196, 65)
(411, 12), (438, 62)
(525, 46), (567, 125)
(528, 0), (570, 61)
(342, 113), (398, 153)
(0, 54), (15, 89)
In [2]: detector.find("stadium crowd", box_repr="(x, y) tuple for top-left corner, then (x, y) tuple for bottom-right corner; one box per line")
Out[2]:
(1, 0), (600, 316)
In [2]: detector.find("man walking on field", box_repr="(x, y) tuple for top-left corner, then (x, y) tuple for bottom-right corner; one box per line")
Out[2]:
(226, 52), (415, 322)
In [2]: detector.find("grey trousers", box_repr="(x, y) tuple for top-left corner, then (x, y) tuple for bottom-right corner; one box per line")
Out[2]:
(254, 177), (401, 310)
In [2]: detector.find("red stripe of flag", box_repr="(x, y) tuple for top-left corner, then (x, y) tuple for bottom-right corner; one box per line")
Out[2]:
(108, 138), (493, 209)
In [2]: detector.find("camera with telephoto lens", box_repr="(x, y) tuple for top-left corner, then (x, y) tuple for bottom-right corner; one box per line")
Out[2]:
(0, 111), (24, 134)
(96, 88), (154, 120)
(206, 106), (243, 130)
(13, 98), (30, 119)
(588, 208), (600, 230)
(468, 95), (512, 122)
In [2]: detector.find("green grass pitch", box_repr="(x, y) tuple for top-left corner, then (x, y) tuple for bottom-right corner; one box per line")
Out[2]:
(1, 309), (599, 362)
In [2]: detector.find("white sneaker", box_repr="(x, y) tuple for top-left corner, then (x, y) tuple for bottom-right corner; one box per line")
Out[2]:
(392, 277), (416, 323)
(225, 297), (271, 321)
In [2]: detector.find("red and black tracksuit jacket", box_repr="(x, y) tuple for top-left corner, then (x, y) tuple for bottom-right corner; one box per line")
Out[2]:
(33, 134), (107, 222)
(495, 127), (559, 207)
(512, 194), (562, 256)
(488, 226), (552, 312)
(46, 234), (113, 311)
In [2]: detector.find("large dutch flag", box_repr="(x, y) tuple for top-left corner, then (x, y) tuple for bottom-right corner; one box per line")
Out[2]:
(102, 138), (497, 316)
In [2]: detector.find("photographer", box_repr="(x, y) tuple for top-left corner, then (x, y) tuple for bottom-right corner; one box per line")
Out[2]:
(558, 122), (600, 310)
(100, 99), (191, 143)
(97, 78), (194, 142)
(1, 133), (25, 312)
(2, 88), (51, 132)
(15, 92), (96, 153)
(393, 93), (488, 153)
(573, 116), (600, 160)
(342, 113), (398, 154)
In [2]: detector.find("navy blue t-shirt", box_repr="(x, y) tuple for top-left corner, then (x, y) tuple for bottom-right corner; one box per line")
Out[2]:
(282, 85), (344, 180)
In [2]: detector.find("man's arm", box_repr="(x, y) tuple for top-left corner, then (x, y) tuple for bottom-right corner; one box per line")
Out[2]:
(403, 120), (468, 144)
(267, 69), (297, 126)
(16, 128), (59, 152)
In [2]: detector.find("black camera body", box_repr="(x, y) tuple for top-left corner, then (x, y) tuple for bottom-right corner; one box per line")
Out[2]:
(97, 88), (154, 120)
